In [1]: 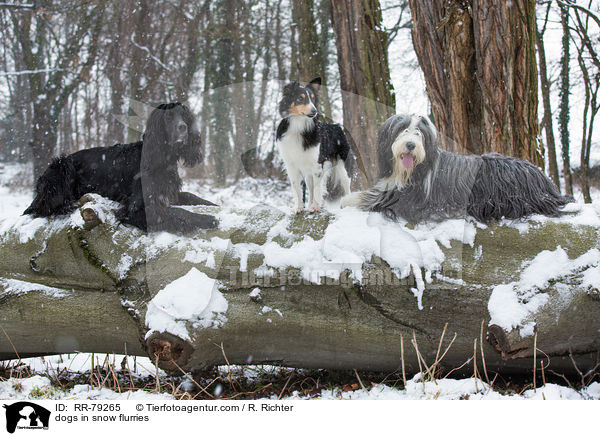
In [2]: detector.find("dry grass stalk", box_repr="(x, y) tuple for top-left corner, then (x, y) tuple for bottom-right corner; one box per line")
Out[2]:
(400, 333), (407, 386)
(278, 372), (294, 400)
(479, 320), (490, 385)
(411, 330), (435, 383)
(431, 323), (448, 380)
(354, 368), (369, 395)
(167, 358), (216, 399)
(533, 332), (538, 392)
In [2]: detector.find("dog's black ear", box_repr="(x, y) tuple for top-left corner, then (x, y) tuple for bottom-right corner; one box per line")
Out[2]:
(182, 130), (202, 167)
(143, 106), (169, 155)
(180, 105), (202, 167)
(283, 82), (296, 96)
(308, 77), (322, 92)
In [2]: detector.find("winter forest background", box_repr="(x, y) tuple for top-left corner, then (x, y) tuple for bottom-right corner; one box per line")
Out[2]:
(0, 0), (598, 201)
(1, 1), (600, 403)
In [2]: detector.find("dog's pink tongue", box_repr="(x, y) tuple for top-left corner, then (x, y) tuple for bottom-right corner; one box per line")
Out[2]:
(402, 154), (414, 169)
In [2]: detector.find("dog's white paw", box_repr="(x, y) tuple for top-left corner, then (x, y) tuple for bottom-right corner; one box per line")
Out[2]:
(340, 192), (362, 208)
(308, 203), (321, 213)
(293, 206), (305, 214)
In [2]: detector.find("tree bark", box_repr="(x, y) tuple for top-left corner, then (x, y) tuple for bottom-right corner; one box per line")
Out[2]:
(330, 0), (396, 187)
(1, 198), (599, 376)
(558, 3), (574, 196)
(291, 0), (334, 118)
(409, 0), (543, 167)
(292, 0), (322, 82)
(536, 26), (560, 188)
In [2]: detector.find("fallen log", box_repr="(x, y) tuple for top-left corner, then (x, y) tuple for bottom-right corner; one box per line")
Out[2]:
(0, 195), (599, 377)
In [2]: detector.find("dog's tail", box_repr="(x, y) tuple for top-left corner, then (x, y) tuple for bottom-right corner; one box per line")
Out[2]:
(24, 156), (77, 217)
(324, 158), (352, 201)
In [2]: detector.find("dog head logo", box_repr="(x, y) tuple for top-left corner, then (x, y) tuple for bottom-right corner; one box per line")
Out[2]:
(3, 402), (50, 433)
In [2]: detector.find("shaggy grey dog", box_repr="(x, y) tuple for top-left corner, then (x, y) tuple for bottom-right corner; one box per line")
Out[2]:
(341, 114), (573, 222)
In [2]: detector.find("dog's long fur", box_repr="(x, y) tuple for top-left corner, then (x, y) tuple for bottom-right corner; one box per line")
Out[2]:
(24, 102), (218, 233)
(342, 114), (573, 222)
(276, 77), (352, 212)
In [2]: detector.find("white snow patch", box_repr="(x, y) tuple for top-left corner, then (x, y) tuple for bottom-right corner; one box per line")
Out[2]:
(488, 247), (600, 335)
(500, 203), (600, 233)
(0, 278), (71, 298)
(582, 265), (600, 291)
(116, 254), (133, 279)
(249, 288), (261, 298)
(255, 209), (476, 309)
(0, 375), (172, 400)
(145, 268), (228, 340)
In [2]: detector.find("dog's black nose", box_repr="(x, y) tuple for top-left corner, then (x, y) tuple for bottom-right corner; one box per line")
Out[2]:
(178, 122), (187, 133)
(405, 141), (416, 151)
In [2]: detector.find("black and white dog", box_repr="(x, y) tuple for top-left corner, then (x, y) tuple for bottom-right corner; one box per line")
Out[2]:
(342, 114), (573, 222)
(276, 77), (352, 213)
(24, 102), (218, 233)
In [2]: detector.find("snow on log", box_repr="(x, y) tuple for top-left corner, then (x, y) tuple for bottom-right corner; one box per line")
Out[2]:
(0, 194), (599, 375)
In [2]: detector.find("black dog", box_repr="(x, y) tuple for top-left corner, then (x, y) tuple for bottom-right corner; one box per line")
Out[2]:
(24, 102), (218, 233)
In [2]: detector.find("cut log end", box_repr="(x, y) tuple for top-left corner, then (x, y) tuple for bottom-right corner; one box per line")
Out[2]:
(487, 324), (535, 360)
(487, 324), (511, 357)
(145, 332), (194, 372)
(81, 208), (101, 230)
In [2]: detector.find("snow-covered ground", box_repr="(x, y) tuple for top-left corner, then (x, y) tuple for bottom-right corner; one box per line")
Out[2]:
(0, 162), (599, 401)
(2, 359), (600, 400)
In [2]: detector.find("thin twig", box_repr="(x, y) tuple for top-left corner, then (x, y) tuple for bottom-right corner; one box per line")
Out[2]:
(215, 342), (241, 392)
(0, 323), (22, 368)
(431, 323), (448, 379)
(167, 358), (215, 399)
(473, 339), (480, 392)
(400, 334), (407, 386)
(354, 368), (369, 395)
(533, 332), (538, 392)
(108, 358), (121, 394)
(568, 341), (585, 387)
(473, 339), (478, 379)
(278, 372), (294, 400)
(123, 345), (135, 392)
(154, 354), (161, 394)
(480, 320), (490, 385)
(432, 332), (458, 370)
(411, 331), (435, 383)
(444, 357), (474, 379)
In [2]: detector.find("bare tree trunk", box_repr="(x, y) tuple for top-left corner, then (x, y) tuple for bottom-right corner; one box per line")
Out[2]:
(30, 107), (57, 181)
(209, 0), (236, 186)
(567, 2), (600, 204)
(577, 48), (593, 204)
(291, 0), (321, 81)
(409, 0), (543, 167)
(536, 25), (560, 187)
(330, 0), (396, 186)
(127, 0), (151, 143)
(174, 1), (208, 103)
(558, 3), (573, 196)
(105, 3), (130, 145)
(274, 0), (287, 81)
(317, 0), (334, 119)
(291, 0), (333, 117)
